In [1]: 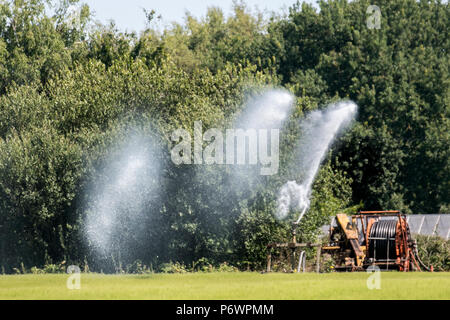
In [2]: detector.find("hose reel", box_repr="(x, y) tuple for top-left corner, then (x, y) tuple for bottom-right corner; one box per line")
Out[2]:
(366, 216), (419, 271)
(368, 219), (398, 261)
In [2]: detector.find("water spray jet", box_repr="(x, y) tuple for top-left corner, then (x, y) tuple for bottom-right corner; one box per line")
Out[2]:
(276, 101), (358, 223)
(267, 101), (358, 273)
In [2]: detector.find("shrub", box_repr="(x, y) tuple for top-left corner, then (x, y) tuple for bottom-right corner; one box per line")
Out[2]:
(415, 235), (450, 272)
(42, 263), (66, 274)
(160, 262), (188, 274)
(217, 262), (239, 272)
(125, 260), (153, 274)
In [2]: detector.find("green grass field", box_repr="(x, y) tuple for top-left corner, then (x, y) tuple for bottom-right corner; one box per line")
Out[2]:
(1, 272), (449, 300)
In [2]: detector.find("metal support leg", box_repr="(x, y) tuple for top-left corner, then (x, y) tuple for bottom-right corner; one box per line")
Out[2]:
(315, 246), (321, 273)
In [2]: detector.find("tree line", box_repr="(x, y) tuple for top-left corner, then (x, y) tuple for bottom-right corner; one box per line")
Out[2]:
(0, 0), (448, 273)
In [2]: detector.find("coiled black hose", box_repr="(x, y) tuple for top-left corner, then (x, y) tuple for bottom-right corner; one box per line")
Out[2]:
(369, 219), (398, 260)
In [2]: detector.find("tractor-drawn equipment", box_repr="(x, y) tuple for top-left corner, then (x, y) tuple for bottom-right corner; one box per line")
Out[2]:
(322, 211), (428, 271)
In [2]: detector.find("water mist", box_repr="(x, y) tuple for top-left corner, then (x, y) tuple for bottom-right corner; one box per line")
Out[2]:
(227, 88), (296, 179)
(235, 89), (296, 130)
(84, 134), (161, 268)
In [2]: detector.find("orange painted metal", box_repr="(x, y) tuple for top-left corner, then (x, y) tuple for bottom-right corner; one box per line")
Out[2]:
(359, 210), (400, 214)
(326, 211), (422, 272)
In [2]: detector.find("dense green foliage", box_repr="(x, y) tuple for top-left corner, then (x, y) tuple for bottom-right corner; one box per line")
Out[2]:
(416, 235), (450, 271)
(0, 0), (448, 273)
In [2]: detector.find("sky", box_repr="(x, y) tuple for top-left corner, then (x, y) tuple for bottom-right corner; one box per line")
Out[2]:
(77, 0), (318, 33)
